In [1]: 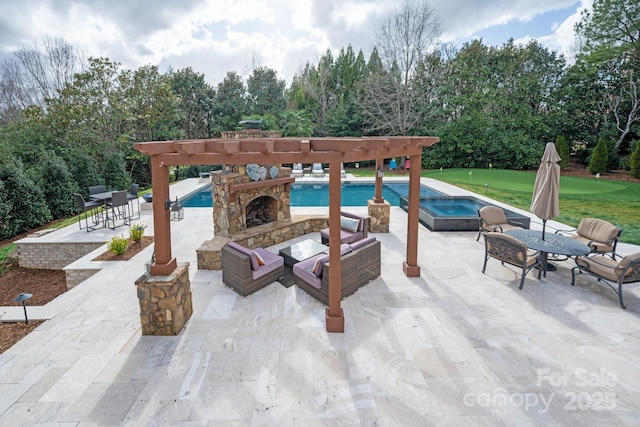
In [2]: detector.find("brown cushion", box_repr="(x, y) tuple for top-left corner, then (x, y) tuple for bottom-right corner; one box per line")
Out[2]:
(480, 206), (507, 225)
(576, 218), (619, 243)
(576, 255), (619, 282)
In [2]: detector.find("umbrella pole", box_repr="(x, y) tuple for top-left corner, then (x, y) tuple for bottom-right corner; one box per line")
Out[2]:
(542, 219), (546, 240)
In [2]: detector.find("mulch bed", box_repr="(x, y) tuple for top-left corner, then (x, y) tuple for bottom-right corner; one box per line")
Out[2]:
(0, 236), (153, 353)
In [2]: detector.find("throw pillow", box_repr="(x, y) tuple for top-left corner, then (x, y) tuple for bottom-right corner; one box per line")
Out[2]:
(255, 251), (265, 266)
(312, 255), (329, 277)
(340, 215), (360, 232)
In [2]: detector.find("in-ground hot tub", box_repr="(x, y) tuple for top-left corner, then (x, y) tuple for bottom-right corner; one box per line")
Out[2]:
(399, 195), (530, 232)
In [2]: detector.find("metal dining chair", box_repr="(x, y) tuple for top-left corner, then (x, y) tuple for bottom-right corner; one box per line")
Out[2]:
(88, 185), (106, 195)
(74, 193), (103, 231)
(127, 183), (140, 220)
(105, 190), (130, 229)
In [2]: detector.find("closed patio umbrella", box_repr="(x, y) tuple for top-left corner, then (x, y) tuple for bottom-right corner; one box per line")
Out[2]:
(530, 142), (561, 240)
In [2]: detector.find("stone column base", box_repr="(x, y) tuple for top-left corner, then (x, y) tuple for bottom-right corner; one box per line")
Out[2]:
(135, 262), (193, 335)
(368, 199), (390, 233)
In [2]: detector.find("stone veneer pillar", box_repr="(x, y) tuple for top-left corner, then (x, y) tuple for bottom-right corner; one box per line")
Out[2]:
(367, 199), (390, 233)
(135, 263), (192, 335)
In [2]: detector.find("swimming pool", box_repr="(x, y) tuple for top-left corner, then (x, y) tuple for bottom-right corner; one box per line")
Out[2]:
(181, 182), (444, 207)
(399, 195), (530, 231)
(181, 181), (531, 232)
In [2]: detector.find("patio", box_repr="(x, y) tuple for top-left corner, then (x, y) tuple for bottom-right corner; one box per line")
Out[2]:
(1, 177), (640, 425)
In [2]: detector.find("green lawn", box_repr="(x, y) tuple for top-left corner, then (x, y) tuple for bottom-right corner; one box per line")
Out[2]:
(422, 168), (640, 245)
(348, 167), (639, 245)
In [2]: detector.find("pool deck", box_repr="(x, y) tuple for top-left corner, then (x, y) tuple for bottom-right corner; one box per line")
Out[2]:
(1, 177), (640, 425)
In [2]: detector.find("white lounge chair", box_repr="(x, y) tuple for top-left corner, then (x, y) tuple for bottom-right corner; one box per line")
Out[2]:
(312, 163), (325, 177)
(291, 163), (304, 178)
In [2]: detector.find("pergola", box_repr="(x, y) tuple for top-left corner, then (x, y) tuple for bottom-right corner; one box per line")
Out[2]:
(134, 136), (439, 332)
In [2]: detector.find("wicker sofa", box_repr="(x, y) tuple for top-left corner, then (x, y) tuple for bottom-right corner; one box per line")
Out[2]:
(320, 211), (369, 245)
(293, 237), (381, 305)
(221, 241), (284, 296)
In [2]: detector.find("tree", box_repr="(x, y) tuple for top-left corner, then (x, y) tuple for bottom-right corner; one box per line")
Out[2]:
(212, 71), (247, 134)
(246, 66), (286, 116)
(556, 135), (570, 169)
(576, 0), (640, 150)
(357, 0), (442, 135)
(44, 57), (124, 153)
(119, 64), (183, 143)
(0, 37), (85, 122)
(36, 152), (79, 219)
(170, 67), (216, 139)
(589, 138), (609, 174)
(101, 151), (130, 191)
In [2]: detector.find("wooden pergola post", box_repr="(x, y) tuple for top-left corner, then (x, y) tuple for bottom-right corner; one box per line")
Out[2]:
(403, 153), (422, 277)
(374, 158), (384, 203)
(149, 155), (177, 276)
(326, 161), (344, 332)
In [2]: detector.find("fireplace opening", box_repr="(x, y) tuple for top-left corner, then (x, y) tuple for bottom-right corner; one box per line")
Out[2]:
(245, 196), (278, 228)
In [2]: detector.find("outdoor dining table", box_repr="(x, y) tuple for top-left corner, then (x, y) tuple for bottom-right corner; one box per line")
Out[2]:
(505, 228), (591, 277)
(89, 190), (129, 228)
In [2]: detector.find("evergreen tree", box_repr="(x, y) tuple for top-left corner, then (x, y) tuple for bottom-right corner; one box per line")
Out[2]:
(630, 141), (640, 179)
(0, 180), (12, 239)
(0, 160), (52, 239)
(37, 152), (80, 219)
(556, 136), (570, 169)
(101, 151), (130, 191)
(588, 138), (609, 174)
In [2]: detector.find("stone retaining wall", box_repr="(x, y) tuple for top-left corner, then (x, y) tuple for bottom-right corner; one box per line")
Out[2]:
(197, 215), (330, 270)
(65, 268), (102, 289)
(17, 241), (105, 270)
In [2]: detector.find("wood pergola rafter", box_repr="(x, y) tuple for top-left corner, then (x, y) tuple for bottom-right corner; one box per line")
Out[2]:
(135, 135), (439, 332)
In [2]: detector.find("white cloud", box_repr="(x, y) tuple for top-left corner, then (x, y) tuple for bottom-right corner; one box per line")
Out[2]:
(0, 0), (592, 85)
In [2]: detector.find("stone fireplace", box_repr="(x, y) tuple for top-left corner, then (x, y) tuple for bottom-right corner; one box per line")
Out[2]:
(211, 167), (295, 237)
(245, 195), (278, 228)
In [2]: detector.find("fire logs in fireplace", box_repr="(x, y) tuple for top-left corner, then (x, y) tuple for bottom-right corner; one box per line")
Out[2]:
(245, 196), (278, 228)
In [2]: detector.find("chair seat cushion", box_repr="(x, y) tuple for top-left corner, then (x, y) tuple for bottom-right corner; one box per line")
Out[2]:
(251, 248), (284, 280)
(293, 255), (323, 289)
(320, 228), (363, 244)
(576, 255), (619, 281)
(571, 236), (614, 253)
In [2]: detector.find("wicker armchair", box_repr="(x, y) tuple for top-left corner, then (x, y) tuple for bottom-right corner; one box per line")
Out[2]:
(320, 211), (369, 245)
(293, 237), (380, 305)
(482, 232), (542, 289)
(571, 253), (640, 309)
(221, 242), (284, 296)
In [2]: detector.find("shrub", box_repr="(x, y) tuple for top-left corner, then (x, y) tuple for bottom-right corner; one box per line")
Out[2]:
(630, 141), (640, 179)
(0, 159), (52, 239)
(67, 150), (101, 197)
(556, 135), (570, 169)
(128, 223), (147, 243)
(588, 138), (608, 175)
(107, 236), (129, 255)
(36, 152), (79, 219)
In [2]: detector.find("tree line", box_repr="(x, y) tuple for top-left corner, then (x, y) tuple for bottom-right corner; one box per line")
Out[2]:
(0, 0), (638, 239)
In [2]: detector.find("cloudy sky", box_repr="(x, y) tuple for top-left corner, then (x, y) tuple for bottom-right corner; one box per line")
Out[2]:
(0, 0), (591, 86)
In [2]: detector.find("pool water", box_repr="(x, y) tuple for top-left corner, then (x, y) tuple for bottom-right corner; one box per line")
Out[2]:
(182, 182), (444, 207)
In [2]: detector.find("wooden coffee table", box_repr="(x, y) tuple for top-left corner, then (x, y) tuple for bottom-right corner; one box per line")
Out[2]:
(278, 239), (328, 287)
